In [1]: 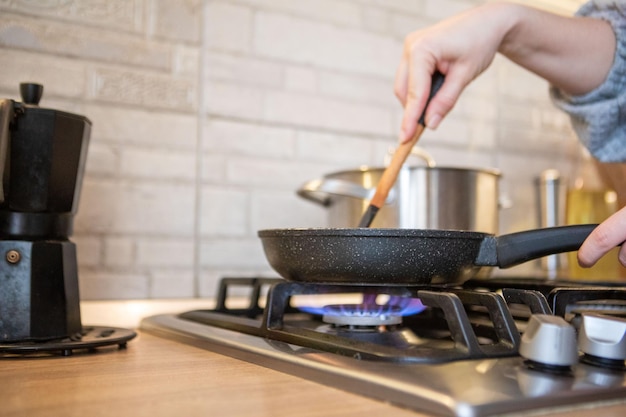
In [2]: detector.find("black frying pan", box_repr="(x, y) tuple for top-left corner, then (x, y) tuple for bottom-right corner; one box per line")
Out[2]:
(257, 225), (597, 285)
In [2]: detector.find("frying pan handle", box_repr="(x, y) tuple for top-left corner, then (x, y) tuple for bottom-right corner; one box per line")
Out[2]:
(495, 224), (598, 268)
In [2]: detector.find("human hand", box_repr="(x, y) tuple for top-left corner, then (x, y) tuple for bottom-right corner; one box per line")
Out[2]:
(578, 205), (626, 268)
(394, 3), (514, 142)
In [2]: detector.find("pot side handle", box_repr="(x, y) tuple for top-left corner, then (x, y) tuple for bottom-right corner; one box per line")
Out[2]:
(297, 178), (394, 207)
(494, 224), (598, 268)
(384, 146), (437, 168)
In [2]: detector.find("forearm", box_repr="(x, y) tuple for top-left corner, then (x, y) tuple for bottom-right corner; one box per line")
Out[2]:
(498, 3), (616, 96)
(394, 1), (619, 142)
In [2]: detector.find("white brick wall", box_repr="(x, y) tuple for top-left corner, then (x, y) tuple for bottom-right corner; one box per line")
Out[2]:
(76, 180), (196, 235)
(205, 2), (253, 53)
(1, 0), (144, 32)
(0, 49), (86, 98)
(253, 11), (400, 77)
(149, 0), (201, 43)
(0, 0), (586, 299)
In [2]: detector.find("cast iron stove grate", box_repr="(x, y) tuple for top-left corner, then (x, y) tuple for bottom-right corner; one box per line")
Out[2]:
(140, 277), (626, 417)
(176, 277), (570, 364)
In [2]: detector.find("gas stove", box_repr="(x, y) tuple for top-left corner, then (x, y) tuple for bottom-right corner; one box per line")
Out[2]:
(141, 277), (626, 417)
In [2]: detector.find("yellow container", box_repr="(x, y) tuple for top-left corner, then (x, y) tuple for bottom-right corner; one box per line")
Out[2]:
(565, 188), (624, 281)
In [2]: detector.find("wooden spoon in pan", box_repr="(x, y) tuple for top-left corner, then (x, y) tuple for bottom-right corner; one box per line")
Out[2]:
(358, 71), (445, 227)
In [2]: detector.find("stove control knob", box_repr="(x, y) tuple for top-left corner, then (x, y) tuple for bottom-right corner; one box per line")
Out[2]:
(579, 313), (626, 363)
(520, 314), (578, 368)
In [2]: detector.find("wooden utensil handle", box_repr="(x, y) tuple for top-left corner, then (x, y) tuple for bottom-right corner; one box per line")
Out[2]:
(358, 71), (445, 228)
(369, 124), (425, 208)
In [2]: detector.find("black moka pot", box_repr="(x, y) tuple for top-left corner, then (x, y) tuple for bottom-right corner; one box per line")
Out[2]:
(0, 83), (91, 342)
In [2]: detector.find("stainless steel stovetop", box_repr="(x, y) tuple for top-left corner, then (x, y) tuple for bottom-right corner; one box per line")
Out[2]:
(140, 277), (626, 417)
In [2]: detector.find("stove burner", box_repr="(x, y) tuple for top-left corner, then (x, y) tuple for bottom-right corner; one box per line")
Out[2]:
(302, 294), (425, 328)
(322, 304), (404, 327)
(320, 294), (425, 327)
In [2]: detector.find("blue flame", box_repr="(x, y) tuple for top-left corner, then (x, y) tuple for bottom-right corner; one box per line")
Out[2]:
(297, 294), (426, 318)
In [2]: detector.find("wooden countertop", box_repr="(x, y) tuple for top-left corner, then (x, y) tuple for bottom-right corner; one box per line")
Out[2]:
(2, 331), (420, 417)
(3, 331), (626, 417)
(2, 300), (626, 417)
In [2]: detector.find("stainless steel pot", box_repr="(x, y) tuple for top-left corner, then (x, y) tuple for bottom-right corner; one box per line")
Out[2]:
(298, 153), (502, 233)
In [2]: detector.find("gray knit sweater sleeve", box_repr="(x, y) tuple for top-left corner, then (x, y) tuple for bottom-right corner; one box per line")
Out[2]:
(549, 1), (626, 162)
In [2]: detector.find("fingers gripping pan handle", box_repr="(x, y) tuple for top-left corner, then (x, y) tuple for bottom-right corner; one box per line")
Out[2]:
(476, 224), (598, 268)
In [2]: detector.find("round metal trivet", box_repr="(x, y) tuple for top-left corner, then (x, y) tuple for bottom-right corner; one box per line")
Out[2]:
(0, 326), (137, 357)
